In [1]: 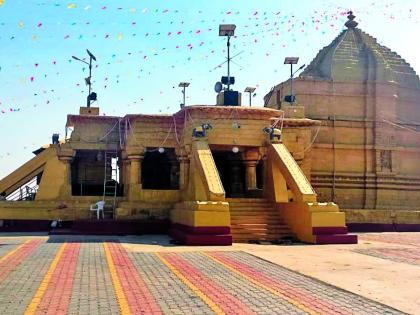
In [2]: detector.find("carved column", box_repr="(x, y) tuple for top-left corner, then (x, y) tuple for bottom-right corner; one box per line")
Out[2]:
(128, 155), (142, 186)
(244, 160), (258, 190)
(242, 148), (261, 192)
(57, 148), (75, 198)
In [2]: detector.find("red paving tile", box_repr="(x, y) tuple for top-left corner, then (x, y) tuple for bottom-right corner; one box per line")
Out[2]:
(161, 253), (256, 315)
(208, 252), (352, 315)
(107, 242), (162, 314)
(34, 243), (80, 315)
(0, 240), (43, 283)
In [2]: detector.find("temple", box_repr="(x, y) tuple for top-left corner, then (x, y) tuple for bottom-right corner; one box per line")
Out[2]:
(264, 12), (420, 231)
(0, 101), (357, 245)
(2, 13), (418, 245)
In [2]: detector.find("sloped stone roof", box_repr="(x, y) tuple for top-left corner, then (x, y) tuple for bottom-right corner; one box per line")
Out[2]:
(300, 13), (420, 89)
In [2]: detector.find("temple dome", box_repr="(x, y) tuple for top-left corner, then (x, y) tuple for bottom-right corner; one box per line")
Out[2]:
(300, 12), (420, 89)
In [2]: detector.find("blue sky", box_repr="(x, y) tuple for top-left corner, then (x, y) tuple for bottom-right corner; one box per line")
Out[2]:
(0, 0), (419, 177)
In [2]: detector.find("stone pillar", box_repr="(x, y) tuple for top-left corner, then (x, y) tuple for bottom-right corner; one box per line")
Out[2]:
(57, 148), (75, 199)
(242, 148), (261, 192)
(179, 156), (190, 190)
(244, 160), (258, 190)
(58, 156), (74, 198)
(128, 155), (142, 186)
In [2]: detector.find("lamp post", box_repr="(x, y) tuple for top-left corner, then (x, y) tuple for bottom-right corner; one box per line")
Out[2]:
(219, 24), (236, 91)
(72, 49), (97, 107)
(178, 82), (190, 108)
(283, 57), (305, 105)
(244, 87), (256, 106)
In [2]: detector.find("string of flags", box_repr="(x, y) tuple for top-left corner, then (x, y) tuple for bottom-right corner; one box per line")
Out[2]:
(0, 1), (417, 117)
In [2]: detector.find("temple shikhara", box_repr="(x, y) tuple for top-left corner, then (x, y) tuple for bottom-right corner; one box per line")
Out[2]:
(0, 13), (419, 245)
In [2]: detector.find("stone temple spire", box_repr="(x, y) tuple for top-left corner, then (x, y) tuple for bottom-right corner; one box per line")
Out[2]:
(345, 11), (358, 29)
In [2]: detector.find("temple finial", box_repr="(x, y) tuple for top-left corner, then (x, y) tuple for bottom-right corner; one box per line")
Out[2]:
(345, 11), (358, 29)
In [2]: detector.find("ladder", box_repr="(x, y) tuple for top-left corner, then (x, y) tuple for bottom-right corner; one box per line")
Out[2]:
(102, 150), (118, 218)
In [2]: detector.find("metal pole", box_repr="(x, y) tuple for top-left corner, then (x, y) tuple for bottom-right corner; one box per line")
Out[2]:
(249, 92), (252, 107)
(87, 56), (92, 107)
(227, 35), (231, 91)
(290, 64), (293, 104)
(183, 86), (186, 106)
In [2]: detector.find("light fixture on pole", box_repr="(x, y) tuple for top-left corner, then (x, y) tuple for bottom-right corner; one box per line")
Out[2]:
(72, 49), (97, 107)
(283, 57), (305, 105)
(219, 24), (236, 91)
(244, 87), (256, 107)
(178, 82), (190, 108)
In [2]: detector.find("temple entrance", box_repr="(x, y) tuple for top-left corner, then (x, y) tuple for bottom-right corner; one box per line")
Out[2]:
(141, 148), (179, 190)
(212, 151), (246, 198)
(71, 150), (123, 196)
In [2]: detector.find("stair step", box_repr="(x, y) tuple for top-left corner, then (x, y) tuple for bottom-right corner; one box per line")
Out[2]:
(228, 199), (294, 242)
(229, 200), (271, 203)
(229, 203), (272, 207)
(232, 230), (293, 235)
(230, 218), (284, 225)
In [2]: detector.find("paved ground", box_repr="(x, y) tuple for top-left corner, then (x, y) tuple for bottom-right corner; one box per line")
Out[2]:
(0, 233), (418, 314)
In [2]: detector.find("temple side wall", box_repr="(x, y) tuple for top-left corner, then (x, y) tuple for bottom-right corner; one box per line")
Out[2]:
(265, 79), (420, 223)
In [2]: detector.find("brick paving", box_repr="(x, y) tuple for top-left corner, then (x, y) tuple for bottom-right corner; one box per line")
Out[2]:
(354, 248), (420, 266)
(182, 252), (306, 314)
(159, 252), (255, 314)
(0, 240), (43, 282)
(0, 242), (19, 257)
(106, 242), (161, 314)
(358, 233), (420, 247)
(356, 233), (420, 266)
(68, 241), (119, 315)
(35, 243), (80, 314)
(0, 241), (60, 315)
(0, 237), (407, 315)
(129, 250), (214, 315)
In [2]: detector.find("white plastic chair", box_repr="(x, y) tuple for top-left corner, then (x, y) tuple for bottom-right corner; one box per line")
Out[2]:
(90, 201), (105, 220)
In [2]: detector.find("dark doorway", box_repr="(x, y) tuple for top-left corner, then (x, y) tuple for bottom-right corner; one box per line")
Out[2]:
(212, 151), (246, 198)
(71, 150), (123, 196)
(256, 159), (264, 189)
(141, 148), (179, 190)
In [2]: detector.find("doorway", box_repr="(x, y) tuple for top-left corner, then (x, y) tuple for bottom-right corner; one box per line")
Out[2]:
(212, 151), (246, 198)
(141, 148), (179, 190)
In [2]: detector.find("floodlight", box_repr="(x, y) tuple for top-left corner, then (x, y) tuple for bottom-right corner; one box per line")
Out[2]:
(86, 49), (96, 61)
(284, 57), (299, 65)
(72, 49), (97, 107)
(221, 76), (235, 85)
(244, 87), (256, 93)
(178, 82), (190, 107)
(244, 87), (256, 106)
(219, 24), (236, 36)
(87, 92), (97, 102)
(283, 57), (304, 105)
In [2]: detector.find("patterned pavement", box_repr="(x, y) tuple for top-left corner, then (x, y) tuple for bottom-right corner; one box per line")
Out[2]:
(358, 233), (420, 247)
(0, 237), (405, 315)
(355, 233), (420, 266)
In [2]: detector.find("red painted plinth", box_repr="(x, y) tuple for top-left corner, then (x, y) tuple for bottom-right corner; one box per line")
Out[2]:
(169, 224), (232, 246)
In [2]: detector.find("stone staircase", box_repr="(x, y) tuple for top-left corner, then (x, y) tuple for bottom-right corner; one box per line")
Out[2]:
(227, 198), (294, 243)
